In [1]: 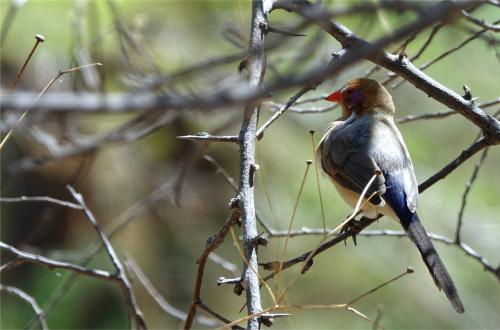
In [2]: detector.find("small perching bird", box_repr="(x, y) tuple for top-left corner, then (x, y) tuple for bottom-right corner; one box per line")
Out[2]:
(317, 78), (464, 313)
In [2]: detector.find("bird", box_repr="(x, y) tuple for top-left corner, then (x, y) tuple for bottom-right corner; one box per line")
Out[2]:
(317, 78), (464, 313)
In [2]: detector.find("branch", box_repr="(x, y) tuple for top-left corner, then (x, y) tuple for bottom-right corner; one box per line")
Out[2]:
(273, 0), (500, 140)
(67, 186), (147, 329)
(461, 10), (500, 32)
(124, 255), (219, 327)
(236, 2), (270, 329)
(176, 133), (239, 143)
(184, 210), (240, 329)
(0, 241), (118, 281)
(0, 285), (47, 330)
(0, 196), (83, 209)
(418, 136), (491, 193)
(456, 147), (489, 242)
(357, 230), (500, 281)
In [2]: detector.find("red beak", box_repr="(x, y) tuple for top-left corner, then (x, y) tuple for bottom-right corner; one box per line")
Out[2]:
(325, 90), (343, 103)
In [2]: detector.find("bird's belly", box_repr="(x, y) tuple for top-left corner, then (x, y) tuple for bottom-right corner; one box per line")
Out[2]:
(331, 180), (399, 221)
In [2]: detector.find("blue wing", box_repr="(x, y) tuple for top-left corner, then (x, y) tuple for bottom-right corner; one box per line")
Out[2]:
(382, 171), (415, 229)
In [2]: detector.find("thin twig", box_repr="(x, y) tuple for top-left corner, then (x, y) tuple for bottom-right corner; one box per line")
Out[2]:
(397, 98), (499, 124)
(276, 161), (312, 294)
(0, 62), (102, 151)
(455, 147), (489, 242)
(0, 196), (83, 209)
(356, 230), (500, 281)
(67, 185), (147, 329)
(461, 10), (500, 32)
(392, 19), (500, 88)
(256, 83), (321, 139)
(9, 35), (45, 91)
(125, 255), (219, 327)
(177, 133), (239, 143)
(184, 210), (241, 329)
(0, 285), (48, 330)
(418, 136), (491, 193)
(0, 241), (118, 280)
(347, 267), (414, 305)
(198, 301), (245, 330)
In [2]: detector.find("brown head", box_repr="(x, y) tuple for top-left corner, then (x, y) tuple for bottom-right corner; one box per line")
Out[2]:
(325, 78), (395, 116)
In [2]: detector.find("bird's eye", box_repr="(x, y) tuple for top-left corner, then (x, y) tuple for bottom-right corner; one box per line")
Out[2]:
(346, 89), (353, 95)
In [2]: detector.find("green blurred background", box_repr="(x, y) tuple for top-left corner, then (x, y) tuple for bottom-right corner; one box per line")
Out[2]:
(1, 0), (499, 329)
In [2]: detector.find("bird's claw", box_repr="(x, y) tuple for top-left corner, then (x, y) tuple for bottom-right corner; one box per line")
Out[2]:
(340, 218), (363, 246)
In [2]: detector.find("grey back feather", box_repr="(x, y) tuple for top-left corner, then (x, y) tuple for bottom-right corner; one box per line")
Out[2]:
(319, 112), (418, 211)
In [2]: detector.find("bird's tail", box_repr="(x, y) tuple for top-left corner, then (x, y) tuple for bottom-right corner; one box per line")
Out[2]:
(404, 214), (465, 313)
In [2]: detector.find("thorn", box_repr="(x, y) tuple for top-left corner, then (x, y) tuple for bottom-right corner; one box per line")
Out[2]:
(462, 85), (472, 101)
(233, 283), (244, 296)
(255, 235), (269, 247)
(229, 197), (240, 209)
(217, 277), (242, 286)
(238, 59), (247, 73)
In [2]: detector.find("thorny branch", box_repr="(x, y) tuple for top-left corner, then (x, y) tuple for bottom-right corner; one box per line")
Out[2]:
(2, 0), (500, 328)
(235, 1), (269, 329)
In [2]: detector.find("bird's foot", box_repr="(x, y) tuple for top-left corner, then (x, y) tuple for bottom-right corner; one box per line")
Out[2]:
(340, 218), (364, 246)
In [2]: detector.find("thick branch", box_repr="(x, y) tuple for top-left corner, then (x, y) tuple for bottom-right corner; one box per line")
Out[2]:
(236, 2), (270, 329)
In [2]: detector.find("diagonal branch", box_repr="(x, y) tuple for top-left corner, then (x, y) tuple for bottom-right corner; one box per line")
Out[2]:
(67, 185), (147, 329)
(272, 0), (500, 140)
(184, 209), (241, 329)
(0, 285), (47, 330)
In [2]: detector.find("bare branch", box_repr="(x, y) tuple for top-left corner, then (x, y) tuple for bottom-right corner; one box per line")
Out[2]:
(0, 285), (47, 330)
(0, 241), (118, 281)
(67, 185), (147, 329)
(456, 147), (489, 242)
(177, 133), (239, 143)
(397, 110), (455, 124)
(358, 230), (500, 281)
(391, 19), (500, 88)
(184, 210), (240, 329)
(235, 2), (269, 329)
(256, 83), (320, 139)
(461, 10), (500, 32)
(418, 136), (491, 193)
(397, 98), (499, 124)
(273, 0), (500, 140)
(125, 255), (219, 327)
(0, 196), (83, 210)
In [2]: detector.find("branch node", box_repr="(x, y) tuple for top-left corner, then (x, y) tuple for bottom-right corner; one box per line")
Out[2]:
(255, 234), (269, 247)
(249, 163), (259, 187)
(259, 315), (273, 327)
(233, 282), (245, 296)
(259, 21), (269, 34)
(229, 197), (241, 209)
